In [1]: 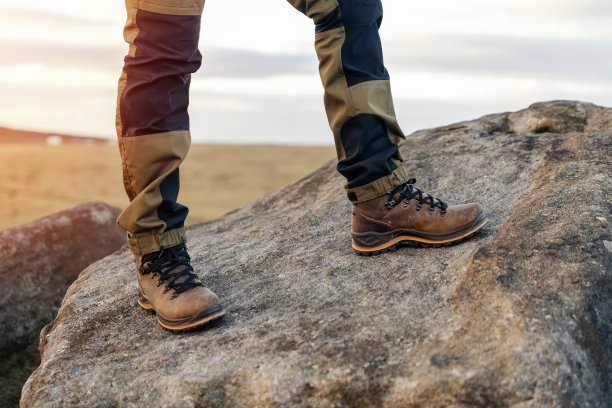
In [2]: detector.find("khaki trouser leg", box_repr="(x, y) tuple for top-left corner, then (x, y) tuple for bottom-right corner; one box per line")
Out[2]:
(287, 0), (410, 203)
(116, 0), (205, 255)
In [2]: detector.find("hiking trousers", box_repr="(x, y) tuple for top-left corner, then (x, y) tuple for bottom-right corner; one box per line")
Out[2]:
(116, 0), (410, 255)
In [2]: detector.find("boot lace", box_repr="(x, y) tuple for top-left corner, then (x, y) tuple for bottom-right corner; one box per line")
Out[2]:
(139, 244), (204, 300)
(384, 178), (448, 216)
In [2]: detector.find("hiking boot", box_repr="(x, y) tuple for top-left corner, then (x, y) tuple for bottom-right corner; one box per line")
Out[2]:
(135, 243), (224, 331)
(352, 178), (487, 255)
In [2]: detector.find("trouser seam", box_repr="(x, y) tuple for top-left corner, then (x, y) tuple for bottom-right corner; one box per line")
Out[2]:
(119, 137), (137, 199)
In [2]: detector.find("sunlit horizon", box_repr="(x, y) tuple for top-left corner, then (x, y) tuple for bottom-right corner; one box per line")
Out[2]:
(1, 0), (612, 144)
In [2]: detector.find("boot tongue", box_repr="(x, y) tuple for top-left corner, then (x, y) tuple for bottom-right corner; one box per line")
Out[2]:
(159, 262), (200, 285)
(384, 190), (406, 210)
(391, 191), (404, 204)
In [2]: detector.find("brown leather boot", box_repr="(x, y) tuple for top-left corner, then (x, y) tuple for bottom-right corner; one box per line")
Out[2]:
(135, 244), (224, 331)
(352, 178), (487, 255)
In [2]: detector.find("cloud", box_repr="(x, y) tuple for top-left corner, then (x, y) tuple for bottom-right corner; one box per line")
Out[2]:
(203, 49), (316, 78)
(0, 40), (124, 74)
(0, 39), (316, 79)
(385, 34), (612, 82)
(502, 0), (612, 20)
(2, 31), (610, 85)
(0, 6), (111, 27)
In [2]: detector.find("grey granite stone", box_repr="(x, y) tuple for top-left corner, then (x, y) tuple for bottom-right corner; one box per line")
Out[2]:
(21, 102), (612, 407)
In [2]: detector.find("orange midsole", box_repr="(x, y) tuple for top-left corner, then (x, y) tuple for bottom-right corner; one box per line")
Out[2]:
(138, 299), (225, 330)
(158, 311), (226, 330)
(353, 219), (488, 252)
(137, 299), (153, 310)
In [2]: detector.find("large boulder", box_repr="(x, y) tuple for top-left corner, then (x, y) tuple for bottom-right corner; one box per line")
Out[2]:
(0, 202), (125, 407)
(21, 102), (611, 407)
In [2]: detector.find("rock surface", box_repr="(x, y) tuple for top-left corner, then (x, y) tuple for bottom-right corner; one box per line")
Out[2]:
(0, 202), (125, 407)
(21, 102), (611, 407)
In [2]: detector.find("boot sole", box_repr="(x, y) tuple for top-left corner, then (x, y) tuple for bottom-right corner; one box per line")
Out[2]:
(137, 294), (225, 332)
(352, 212), (488, 256)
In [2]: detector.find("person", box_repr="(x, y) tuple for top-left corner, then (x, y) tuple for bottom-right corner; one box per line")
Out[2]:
(116, 0), (487, 332)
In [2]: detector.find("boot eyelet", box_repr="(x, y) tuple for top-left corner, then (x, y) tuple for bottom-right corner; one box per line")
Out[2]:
(428, 207), (434, 215)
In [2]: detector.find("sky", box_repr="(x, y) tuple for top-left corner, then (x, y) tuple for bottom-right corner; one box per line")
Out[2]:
(0, 0), (611, 145)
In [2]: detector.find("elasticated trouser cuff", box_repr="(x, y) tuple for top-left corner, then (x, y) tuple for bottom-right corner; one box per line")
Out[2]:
(127, 227), (186, 255)
(346, 166), (410, 204)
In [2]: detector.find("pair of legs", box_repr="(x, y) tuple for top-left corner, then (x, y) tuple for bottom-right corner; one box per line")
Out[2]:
(116, 0), (409, 255)
(117, 0), (487, 331)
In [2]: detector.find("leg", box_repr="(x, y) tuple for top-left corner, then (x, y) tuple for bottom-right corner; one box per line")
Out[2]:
(116, 0), (223, 330)
(288, 0), (488, 254)
(287, 0), (410, 203)
(116, 0), (204, 255)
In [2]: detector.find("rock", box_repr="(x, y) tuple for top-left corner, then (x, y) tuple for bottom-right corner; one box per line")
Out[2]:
(0, 202), (125, 408)
(21, 101), (611, 407)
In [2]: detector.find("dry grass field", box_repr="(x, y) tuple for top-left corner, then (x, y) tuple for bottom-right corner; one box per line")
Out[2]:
(0, 143), (336, 230)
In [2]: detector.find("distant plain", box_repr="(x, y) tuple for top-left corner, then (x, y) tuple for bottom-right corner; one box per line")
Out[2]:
(0, 140), (336, 230)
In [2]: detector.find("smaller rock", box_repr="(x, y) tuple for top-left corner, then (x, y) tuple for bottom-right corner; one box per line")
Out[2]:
(0, 202), (125, 408)
(604, 241), (612, 253)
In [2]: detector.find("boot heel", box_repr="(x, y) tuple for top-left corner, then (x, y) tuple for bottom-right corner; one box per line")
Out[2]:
(137, 292), (154, 313)
(353, 242), (398, 256)
(351, 230), (397, 255)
